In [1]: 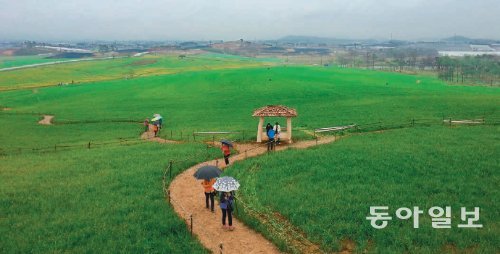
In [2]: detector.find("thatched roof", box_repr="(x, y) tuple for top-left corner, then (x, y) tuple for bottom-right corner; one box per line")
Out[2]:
(252, 105), (297, 117)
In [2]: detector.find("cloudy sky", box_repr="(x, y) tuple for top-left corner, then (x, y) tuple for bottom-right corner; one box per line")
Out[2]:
(1, 0), (499, 41)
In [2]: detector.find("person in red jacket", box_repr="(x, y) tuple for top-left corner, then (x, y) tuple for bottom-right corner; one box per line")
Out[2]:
(221, 144), (231, 165)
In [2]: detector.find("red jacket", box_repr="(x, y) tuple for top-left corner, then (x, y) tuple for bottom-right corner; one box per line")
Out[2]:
(221, 145), (230, 156)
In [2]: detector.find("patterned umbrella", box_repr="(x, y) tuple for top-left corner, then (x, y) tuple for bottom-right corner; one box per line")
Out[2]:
(193, 165), (222, 180)
(213, 176), (240, 192)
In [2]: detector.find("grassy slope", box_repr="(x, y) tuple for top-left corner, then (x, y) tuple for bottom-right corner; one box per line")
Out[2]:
(0, 54), (270, 90)
(0, 142), (219, 253)
(1, 65), (498, 148)
(0, 55), (67, 69)
(0, 55), (499, 253)
(225, 126), (500, 253)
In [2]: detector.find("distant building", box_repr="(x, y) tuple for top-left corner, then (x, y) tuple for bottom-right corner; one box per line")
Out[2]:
(470, 44), (495, 52)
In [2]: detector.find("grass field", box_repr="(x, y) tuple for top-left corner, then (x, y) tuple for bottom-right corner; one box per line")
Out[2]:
(1, 60), (498, 148)
(225, 125), (500, 253)
(0, 53), (499, 253)
(0, 142), (219, 253)
(0, 54), (272, 90)
(0, 55), (68, 69)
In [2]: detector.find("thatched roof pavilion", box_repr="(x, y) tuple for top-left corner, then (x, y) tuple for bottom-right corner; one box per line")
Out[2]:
(252, 105), (297, 143)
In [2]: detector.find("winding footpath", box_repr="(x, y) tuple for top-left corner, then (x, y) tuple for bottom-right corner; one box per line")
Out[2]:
(168, 136), (337, 253)
(140, 125), (180, 144)
(38, 115), (54, 125)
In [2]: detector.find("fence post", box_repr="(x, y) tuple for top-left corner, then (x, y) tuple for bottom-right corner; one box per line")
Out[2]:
(212, 136), (215, 145)
(171, 130), (173, 139)
(168, 190), (171, 204)
(412, 118), (415, 127)
(219, 243), (223, 254)
(449, 117), (452, 127)
(88, 141), (91, 149)
(54, 144), (57, 151)
(245, 150), (247, 158)
(193, 132), (196, 141)
(169, 160), (173, 179)
(190, 214), (193, 236)
(242, 131), (245, 141)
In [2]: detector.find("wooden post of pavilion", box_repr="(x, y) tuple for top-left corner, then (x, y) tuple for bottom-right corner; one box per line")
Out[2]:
(257, 116), (264, 142)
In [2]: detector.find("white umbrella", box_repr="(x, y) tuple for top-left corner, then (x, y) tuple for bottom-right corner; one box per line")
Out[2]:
(213, 176), (240, 192)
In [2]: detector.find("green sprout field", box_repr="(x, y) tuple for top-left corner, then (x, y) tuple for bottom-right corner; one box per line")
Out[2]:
(1, 53), (499, 253)
(225, 126), (499, 253)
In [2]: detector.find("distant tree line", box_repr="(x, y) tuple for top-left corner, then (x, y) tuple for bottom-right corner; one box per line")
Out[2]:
(436, 55), (500, 85)
(335, 48), (500, 86)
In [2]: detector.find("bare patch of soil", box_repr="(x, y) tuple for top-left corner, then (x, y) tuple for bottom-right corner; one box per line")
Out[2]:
(38, 115), (54, 125)
(140, 124), (180, 144)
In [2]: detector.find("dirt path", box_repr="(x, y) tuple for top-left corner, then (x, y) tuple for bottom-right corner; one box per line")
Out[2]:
(38, 115), (54, 125)
(169, 136), (338, 254)
(140, 125), (180, 144)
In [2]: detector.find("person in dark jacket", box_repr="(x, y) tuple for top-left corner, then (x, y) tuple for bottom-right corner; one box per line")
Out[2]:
(265, 123), (272, 136)
(221, 144), (231, 165)
(267, 129), (275, 151)
(220, 192), (234, 230)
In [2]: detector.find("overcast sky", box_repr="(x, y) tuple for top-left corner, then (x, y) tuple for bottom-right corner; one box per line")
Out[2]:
(1, 0), (499, 41)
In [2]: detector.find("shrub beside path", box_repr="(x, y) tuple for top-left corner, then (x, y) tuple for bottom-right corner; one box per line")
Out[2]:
(168, 136), (337, 253)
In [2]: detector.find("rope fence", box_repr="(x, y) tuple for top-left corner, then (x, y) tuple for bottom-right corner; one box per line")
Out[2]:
(1, 115), (499, 156)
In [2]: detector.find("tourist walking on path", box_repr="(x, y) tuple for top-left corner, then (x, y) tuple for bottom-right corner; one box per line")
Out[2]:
(220, 191), (234, 230)
(221, 144), (231, 165)
(152, 123), (159, 137)
(267, 128), (275, 151)
(144, 118), (149, 132)
(201, 178), (216, 212)
(274, 122), (281, 144)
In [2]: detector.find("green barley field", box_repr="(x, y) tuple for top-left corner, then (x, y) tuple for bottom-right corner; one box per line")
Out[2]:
(225, 125), (499, 253)
(1, 53), (499, 253)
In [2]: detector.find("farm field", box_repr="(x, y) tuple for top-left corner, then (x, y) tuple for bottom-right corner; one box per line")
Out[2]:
(0, 54), (272, 91)
(225, 125), (499, 253)
(0, 142), (219, 253)
(1, 55), (498, 149)
(0, 53), (499, 253)
(0, 55), (68, 69)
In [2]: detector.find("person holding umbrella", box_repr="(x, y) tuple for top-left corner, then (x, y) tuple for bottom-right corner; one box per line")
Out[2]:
(213, 176), (240, 231)
(221, 140), (233, 165)
(201, 178), (216, 212)
(220, 191), (234, 230)
(193, 166), (223, 212)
